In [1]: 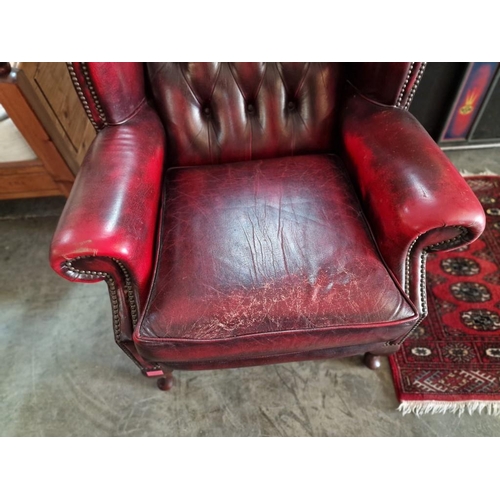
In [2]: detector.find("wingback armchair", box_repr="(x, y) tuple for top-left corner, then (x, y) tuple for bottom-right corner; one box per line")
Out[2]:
(50, 63), (486, 391)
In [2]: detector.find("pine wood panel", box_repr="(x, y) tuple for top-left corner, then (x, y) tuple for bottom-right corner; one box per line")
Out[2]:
(0, 78), (74, 184)
(18, 62), (95, 175)
(0, 189), (62, 200)
(0, 171), (58, 195)
(0, 63), (92, 199)
(0, 160), (45, 175)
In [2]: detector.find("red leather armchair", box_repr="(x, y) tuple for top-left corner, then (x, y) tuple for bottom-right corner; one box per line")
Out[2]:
(50, 63), (486, 390)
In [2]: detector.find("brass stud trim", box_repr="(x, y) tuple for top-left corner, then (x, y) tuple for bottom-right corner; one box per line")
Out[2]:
(67, 63), (99, 130)
(65, 257), (138, 327)
(63, 257), (160, 372)
(396, 62), (415, 108)
(80, 63), (108, 125)
(394, 224), (470, 346)
(404, 62), (427, 110)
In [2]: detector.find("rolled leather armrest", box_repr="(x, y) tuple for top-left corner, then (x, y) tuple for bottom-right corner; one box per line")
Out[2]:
(340, 91), (486, 294)
(50, 104), (166, 305)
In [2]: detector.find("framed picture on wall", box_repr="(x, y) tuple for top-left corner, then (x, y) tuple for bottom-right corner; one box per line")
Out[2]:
(439, 62), (500, 148)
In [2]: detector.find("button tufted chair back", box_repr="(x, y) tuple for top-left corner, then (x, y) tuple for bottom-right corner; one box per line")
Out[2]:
(69, 62), (427, 168)
(146, 62), (342, 166)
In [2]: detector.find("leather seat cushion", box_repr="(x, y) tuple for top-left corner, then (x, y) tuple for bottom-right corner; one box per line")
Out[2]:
(135, 154), (418, 363)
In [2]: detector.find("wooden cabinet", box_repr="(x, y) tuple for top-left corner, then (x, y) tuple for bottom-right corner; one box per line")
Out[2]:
(0, 62), (95, 200)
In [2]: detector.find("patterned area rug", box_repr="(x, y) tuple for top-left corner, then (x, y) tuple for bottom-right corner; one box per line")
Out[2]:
(390, 175), (500, 416)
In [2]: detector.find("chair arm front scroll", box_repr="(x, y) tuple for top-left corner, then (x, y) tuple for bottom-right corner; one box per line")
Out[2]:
(340, 91), (486, 315)
(50, 104), (166, 317)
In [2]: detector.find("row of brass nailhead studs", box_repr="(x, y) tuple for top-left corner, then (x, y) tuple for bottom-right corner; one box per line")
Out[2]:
(67, 63), (99, 130)
(80, 63), (108, 125)
(404, 225), (468, 296)
(65, 257), (161, 372)
(66, 257), (120, 338)
(396, 62), (415, 108)
(65, 256), (139, 333)
(387, 249), (429, 347)
(113, 259), (138, 326)
(426, 226), (468, 251)
(394, 226), (469, 346)
(404, 62), (427, 110)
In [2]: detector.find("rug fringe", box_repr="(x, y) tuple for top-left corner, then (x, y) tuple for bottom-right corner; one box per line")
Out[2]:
(398, 400), (500, 417)
(460, 168), (500, 176)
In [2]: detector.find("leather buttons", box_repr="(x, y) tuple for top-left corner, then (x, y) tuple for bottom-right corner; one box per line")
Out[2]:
(287, 101), (296, 111)
(203, 107), (211, 116)
(247, 103), (255, 114)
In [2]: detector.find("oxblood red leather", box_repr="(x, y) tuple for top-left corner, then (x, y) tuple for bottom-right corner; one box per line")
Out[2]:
(84, 62), (146, 125)
(340, 90), (486, 312)
(69, 62), (146, 129)
(50, 103), (165, 305)
(346, 62), (426, 107)
(50, 62), (486, 379)
(146, 62), (341, 166)
(135, 155), (418, 363)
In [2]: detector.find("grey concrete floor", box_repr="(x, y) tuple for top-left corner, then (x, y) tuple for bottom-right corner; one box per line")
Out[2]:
(446, 146), (500, 174)
(2, 148), (500, 436)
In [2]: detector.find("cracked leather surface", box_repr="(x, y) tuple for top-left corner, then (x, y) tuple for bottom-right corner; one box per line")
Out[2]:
(52, 62), (486, 371)
(136, 155), (418, 363)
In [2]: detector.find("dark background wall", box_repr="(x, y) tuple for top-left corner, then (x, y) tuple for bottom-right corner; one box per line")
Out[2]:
(410, 62), (469, 140)
(410, 62), (500, 146)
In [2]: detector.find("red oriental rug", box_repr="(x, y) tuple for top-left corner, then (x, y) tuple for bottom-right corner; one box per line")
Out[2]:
(389, 175), (500, 416)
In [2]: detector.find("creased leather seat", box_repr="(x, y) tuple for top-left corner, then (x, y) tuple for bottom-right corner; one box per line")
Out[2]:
(136, 154), (418, 363)
(50, 62), (486, 390)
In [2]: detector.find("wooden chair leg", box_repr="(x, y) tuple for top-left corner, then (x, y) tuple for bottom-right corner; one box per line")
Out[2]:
(157, 369), (175, 391)
(363, 352), (382, 370)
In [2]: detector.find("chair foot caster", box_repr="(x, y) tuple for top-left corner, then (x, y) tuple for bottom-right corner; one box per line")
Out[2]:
(157, 372), (175, 391)
(364, 353), (382, 370)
